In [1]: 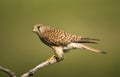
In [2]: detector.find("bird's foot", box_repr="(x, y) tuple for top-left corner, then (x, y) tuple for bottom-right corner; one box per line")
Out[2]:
(56, 56), (64, 62)
(47, 55), (64, 63)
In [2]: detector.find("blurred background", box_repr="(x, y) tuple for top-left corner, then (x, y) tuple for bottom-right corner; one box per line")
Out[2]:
(0, 0), (120, 77)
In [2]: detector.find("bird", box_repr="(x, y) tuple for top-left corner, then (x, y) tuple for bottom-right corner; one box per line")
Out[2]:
(33, 24), (106, 62)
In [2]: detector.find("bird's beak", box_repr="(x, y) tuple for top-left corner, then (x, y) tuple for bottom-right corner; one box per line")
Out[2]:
(33, 28), (36, 32)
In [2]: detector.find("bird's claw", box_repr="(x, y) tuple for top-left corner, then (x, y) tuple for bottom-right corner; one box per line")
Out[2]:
(47, 55), (64, 63)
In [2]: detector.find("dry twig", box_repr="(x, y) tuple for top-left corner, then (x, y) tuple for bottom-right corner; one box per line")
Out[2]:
(21, 57), (58, 77)
(0, 56), (60, 77)
(0, 66), (16, 77)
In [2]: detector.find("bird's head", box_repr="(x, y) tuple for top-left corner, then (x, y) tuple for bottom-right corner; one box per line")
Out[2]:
(33, 24), (45, 34)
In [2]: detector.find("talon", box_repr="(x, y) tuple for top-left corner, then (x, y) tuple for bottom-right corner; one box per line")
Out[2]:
(47, 55), (64, 63)
(56, 57), (64, 62)
(47, 55), (56, 62)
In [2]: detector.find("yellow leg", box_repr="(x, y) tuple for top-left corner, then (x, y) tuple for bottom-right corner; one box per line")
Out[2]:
(47, 55), (64, 62)
(47, 55), (56, 62)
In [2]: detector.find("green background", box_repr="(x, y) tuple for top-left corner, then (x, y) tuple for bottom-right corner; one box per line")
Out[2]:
(0, 0), (120, 77)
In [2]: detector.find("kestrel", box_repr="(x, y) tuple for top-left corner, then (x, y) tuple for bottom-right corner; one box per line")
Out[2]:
(33, 24), (106, 62)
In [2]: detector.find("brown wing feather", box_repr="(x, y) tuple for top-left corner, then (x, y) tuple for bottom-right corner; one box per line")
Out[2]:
(41, 28), (75, 46)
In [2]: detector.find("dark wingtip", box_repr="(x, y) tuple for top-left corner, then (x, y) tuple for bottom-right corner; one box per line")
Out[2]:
(81, 38), (100, 41)
(90, 41), (99, 44)
(79, 41), (99, 44)
(91, 38), (100, 41)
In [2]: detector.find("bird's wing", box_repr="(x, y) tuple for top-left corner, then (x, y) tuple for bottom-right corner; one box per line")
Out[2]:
(41, 28), (74, 46)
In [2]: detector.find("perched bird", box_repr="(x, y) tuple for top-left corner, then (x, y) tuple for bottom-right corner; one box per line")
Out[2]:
(33, 24), (106, 62)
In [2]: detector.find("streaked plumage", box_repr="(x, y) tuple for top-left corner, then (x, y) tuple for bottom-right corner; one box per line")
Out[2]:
(33, 24), (106, 62)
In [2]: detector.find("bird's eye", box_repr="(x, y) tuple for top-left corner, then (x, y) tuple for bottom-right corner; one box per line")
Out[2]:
(38, 26), (43, 32)
(37, 26), (40, 28)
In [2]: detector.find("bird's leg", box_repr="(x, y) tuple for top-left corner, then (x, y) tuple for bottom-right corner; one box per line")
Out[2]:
(47, 54), (64, 63)
(51, 46), (64, 62)
(47, 55), (56, 62)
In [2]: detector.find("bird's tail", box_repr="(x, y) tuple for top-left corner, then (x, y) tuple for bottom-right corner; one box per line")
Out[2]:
(79, 37), (100, 44)
(80, 44), (106, 54)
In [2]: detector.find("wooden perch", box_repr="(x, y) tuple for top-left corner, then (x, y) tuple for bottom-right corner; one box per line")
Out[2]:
(21, 57), (58, 77)
(0, 56), (61, 77)
(0, 66), (16, 77)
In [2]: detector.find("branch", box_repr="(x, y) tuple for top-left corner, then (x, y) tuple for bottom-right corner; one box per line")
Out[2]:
(21, 56), (59, 77)
(0, 66), (16, 77)
(0, 56), (62, 77)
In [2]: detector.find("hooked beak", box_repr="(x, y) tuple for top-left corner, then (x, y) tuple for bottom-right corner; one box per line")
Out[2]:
(33, 27), (38, 33)
(33, 28), (36, 32)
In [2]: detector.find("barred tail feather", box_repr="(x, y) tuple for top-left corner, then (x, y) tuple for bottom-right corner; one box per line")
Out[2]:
(80, 37), (100, 41)
(79, 41), (99, 44)
(78, 37), (100, 44)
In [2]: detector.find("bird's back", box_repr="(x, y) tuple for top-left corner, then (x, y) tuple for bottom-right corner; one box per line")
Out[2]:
(40, 26), (81, 46)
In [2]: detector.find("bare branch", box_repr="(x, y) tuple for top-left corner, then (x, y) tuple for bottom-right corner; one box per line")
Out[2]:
(21, 56), (59, 77)
(0, 66), (16, 77)
(0, 56), (62, 77)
